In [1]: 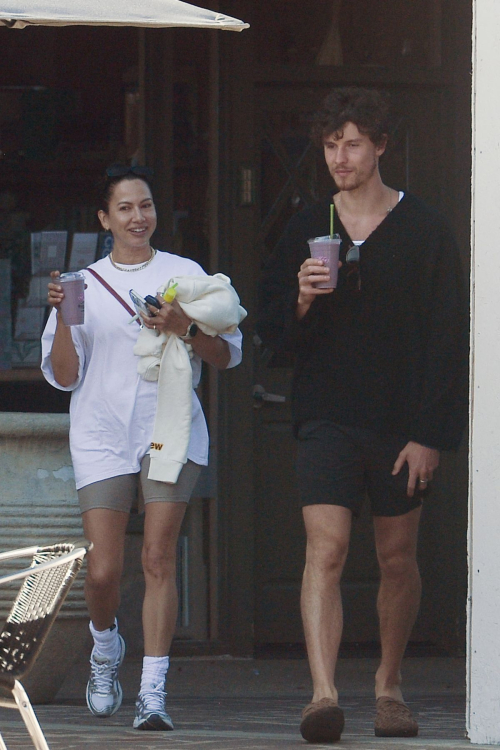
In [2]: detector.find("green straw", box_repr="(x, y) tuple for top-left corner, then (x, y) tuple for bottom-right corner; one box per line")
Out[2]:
(330, 203), (335, 238)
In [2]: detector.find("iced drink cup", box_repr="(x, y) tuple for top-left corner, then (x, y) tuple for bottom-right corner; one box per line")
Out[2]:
(307, 235), (341, 288)
(58, 272), (85, 325)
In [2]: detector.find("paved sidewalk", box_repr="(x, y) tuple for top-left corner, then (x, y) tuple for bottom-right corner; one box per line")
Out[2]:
(0, 656), (486, 750)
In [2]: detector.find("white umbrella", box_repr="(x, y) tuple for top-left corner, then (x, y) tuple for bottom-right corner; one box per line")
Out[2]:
(0, 0), (249, 30)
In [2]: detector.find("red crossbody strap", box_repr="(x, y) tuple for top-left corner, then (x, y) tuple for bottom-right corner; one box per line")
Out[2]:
(86, 267), (140, 324)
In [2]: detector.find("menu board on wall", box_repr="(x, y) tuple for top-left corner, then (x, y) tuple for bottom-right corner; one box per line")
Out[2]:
(30, 233), (42, 275)
(68, 233), (98, 271)
(14, 307), (47, 341)
(10, 341), (41, 368)
(98, 231), (114, 259)
(97, 232), (113, 259)
(0, 259), (11, 369)
(22, 276), (52, 307)
(31, 231), (68, 275)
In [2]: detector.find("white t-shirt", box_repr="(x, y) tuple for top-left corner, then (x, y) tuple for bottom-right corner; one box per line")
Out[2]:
(41, 251), (243, 490)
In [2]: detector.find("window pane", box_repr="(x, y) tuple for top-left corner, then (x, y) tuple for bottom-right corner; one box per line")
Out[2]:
(253, 0), (441, 69)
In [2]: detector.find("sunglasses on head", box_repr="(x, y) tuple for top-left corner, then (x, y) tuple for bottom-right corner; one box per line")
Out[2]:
(345, 244), (361, 291)
(105, 165), (154, 178)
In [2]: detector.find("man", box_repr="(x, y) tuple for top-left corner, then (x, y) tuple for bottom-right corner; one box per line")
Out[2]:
(257, 88), (468, 743)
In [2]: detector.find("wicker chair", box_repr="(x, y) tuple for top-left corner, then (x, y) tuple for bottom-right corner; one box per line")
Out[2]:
(0, 539), (91, 750)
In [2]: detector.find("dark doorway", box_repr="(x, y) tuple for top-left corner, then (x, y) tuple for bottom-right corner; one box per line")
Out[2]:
(221, 0), (471, 656)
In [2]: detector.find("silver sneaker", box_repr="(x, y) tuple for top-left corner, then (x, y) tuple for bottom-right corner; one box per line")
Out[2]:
(86, 635), (125, 717)
(133, 683), (174, 731)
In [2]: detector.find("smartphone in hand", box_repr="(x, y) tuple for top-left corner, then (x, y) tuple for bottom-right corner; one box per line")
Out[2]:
(129, 289), (155, 318)
(145, 295), (162, 310)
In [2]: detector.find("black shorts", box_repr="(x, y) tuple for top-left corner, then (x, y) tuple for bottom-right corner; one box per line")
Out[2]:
(296, 420), (423, 517)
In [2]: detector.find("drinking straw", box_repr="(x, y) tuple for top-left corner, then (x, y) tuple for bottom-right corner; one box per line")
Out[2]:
(330, 203), (335, 238)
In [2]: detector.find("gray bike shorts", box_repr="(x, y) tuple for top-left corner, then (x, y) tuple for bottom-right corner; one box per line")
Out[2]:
(77, 456), (202, 513)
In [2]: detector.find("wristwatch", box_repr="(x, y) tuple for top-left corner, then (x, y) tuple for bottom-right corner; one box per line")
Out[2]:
(180, 321), (198, 340)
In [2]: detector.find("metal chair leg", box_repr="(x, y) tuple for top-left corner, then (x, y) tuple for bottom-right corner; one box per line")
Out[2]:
(11, 681), (50, 750)
(0, 541), (89, 750)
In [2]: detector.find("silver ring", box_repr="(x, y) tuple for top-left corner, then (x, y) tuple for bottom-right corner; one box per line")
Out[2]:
(153, 325), (156, 330)
(419, 479), (428, 484)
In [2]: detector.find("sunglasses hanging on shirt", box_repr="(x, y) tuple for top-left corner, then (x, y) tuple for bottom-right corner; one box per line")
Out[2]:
(345, 244), (361, 291)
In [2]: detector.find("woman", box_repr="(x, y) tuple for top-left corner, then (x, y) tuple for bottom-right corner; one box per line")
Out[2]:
(41, 166), (242, 731)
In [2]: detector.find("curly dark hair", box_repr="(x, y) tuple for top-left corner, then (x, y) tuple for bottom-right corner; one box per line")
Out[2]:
(310, 87), (391, 148)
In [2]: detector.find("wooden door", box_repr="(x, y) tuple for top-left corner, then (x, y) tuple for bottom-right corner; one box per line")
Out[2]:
(219, 0), (470, 656)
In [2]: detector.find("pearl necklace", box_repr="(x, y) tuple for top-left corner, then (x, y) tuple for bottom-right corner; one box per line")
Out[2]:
(109, 246), (157, 272)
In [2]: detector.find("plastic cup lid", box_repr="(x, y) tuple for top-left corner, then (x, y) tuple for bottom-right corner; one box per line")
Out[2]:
(308, 234), (341, 242)
(59, 272), (85, 281)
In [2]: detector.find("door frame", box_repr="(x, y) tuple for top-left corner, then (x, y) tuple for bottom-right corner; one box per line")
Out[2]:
(217, 0), (471, 656)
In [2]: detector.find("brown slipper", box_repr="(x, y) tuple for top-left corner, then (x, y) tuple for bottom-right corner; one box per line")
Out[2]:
(300, 698), (345, 743)
(374, 696), (418, 737)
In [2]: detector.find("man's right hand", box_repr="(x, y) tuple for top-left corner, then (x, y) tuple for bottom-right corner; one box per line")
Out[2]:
(296, 257), (337, 319)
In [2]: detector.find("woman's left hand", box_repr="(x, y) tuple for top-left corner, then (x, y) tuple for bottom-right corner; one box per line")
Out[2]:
(140, 296), (191, 337)
(140, 294), (231, 370)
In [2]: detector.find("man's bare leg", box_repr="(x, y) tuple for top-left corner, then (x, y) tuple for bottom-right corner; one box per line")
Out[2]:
(373, 506), (422, 702)
(301, 504), (352, 704)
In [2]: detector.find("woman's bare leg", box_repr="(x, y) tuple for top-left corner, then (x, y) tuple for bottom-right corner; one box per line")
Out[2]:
(141, 501), (188, 656)
(82, 508), (130, 630)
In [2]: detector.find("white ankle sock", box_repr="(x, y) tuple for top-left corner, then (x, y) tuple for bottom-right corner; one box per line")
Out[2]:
(140, 655), (170, 693)
(89, 618), (120, 661)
